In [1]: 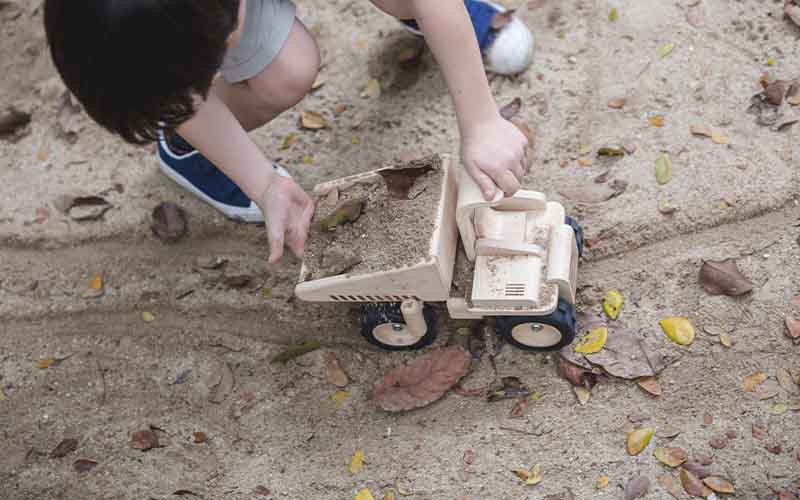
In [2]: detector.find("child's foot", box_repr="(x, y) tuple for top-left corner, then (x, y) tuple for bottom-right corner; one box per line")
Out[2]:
(401, 0), (534, 75)
(156, 131), (290, 223)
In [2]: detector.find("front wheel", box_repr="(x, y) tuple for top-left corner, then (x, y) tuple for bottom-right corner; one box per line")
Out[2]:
(360, 302), (438, 351)
(495, 298), (576, 352)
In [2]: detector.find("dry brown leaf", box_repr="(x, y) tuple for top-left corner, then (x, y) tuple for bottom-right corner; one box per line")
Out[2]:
(51, 438), (79, 458)
(682, 461), (711, 479)
(300, 111), (327, 130)
(491, 10), (516, 30)
(510, 395), (530, 416)
(658, 474), (683, 499)
(703, 413), (713, 426)
(709, 434), (728, 449)
(573, 386), (591, 405)
(0, 108), (30, 137)
(687, 2), (705, 27)
(487, 376), (531, 402)
(637, 376), (662, 397)
(756, 380), (780, 400)
(378, 164), (435, 200)
(499, 97), (522, 120)
(680, 468), (711, 497)
(596, 476), (609, 490)
(627, 428), (654, 455)
(654, 447), (688, 467)
(743, 372), (768, 392)
(372, 346), (471, 412)
(557, 356), (597, 389)
(193, 432), (207, 444)
(649, 115), (665, 127)
(151, 202), (188, 243)
(325, 353), (349, 387)
(699, 259), (753, 296)
(765, 441), (783, 454)
(558, 181), (627, 204)
(73, 459), (98, 473)
(703, 476), (735, 494)
(786, 317), (800, 340)
(690, 124), (713, 137)
(752, 420), (769, 441)
(584, 330), (665, 379)
(711, 132), (730, 145)
(696, 453), (714, 465)
(462, 449), (476, 465)
(624, 476), (650, 500)
(777, 368), (798, 394)
(608, 97), (626, 109)
(775, 489), (799, 500)
(130, 430), (159, 451)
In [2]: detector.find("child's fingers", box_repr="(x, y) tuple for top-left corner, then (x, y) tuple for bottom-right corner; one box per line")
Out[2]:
(471, 168), (499, 201)
(267, 227), (285, 264)
(496, 170), (521, 196)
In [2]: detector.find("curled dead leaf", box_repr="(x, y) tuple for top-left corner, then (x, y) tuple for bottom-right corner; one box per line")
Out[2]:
(658, 474), (683, 499)
(130, 429), (159, 451)
(743, 372), (768, 392)
(499, 97), (522, 120)
(608, 97), (626, 109)
(654, 447), (688, 467)
(300, 110), (327, 130)
(690, 124), (713, 137)
(512, 463), (542, 485)
(785, 317), (800, 340)
(378, 163), (435, 200)
(557, 356), (597, 389)
(682, 461), (712, 479)
(51, 438), (79, 458)
(638, 376), (663, 397)
(151, 202), (188, 243)
(313, 199), (365, 232)
(0, 108), (31, 137)
(680, 468), (711, 497)
(73, 459), (98, 474)
(372, 346), (471, 412)
(699, 259), (754, 296)
(624, 476), (650, 500)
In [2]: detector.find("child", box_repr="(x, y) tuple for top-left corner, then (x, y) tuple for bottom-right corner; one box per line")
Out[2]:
(44, 0), (534, 263)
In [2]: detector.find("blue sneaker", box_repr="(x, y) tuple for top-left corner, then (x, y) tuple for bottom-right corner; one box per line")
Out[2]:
(401, 0), (534, 75)
(156, 131), (290, 223)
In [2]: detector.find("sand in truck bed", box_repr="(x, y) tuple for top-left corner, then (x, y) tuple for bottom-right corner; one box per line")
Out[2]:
(303, 155), (444, 280)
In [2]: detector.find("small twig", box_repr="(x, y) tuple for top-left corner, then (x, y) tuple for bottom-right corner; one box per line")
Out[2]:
(95, 357), (106, 406)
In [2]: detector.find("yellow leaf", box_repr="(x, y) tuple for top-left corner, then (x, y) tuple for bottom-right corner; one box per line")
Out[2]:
(37, 357), (58, 369)
(711, 132), (730, 145)
(653, 446), (688, 467)
(577, 157), (593, 167)
(767, 56), (776, 66)
(575, 327), (608, 354)
(361, 79), (381, 99)
(349, 450), (365, 475)
(658, 42), (674, 58)
(351, 136), (361, 145)
(142, 311), (155, 323)
(626, 427), (654, 455)
(602, 290), (624, 319)
(332, 390), (351, 404)
(280, 133), (297, 150)
(608, 7), (618, 21)
(513, 464), (542, 485)
(742, 372), (768, 392)
(311, 76), (325, 90)
(649, 115), (665, 127)
(89, 273), (103, 290)
(660, 317), (695, 345)
(788, 94), (800, 106)
(596, 475), (609, 490)
(770, 402), (787, 415)
(654, 153), (672, 185)
(720, 333), (733, 347)
(303, 154), (314, 165)
(300, 111), (327, 130)
(355, 488), (375, 500)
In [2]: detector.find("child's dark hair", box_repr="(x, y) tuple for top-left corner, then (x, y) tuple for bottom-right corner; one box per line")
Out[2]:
(44, 0), (241, 144)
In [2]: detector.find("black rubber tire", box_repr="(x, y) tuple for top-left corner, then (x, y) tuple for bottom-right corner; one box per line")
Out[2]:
(360, 302), (439, 351)
(565, 215), (584, 258)
(495, 298), (577, 352)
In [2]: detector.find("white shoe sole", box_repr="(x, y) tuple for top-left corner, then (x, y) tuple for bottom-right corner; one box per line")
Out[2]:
(156, 133), (290, 224)
(401, 0), (534, 76)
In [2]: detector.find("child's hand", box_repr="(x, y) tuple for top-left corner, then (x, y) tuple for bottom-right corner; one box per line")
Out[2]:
(255, 176), (315, 264)
(461, 116), (530, 201)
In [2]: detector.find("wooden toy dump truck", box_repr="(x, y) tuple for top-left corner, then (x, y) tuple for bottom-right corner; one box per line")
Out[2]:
(295, 154), (582, 351)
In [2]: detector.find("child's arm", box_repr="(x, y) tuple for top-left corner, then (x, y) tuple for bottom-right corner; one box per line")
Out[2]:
(371, 0), (529, 200)
(177, 93), (314, 263)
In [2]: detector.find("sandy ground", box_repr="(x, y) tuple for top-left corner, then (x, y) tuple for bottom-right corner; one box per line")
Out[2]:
(1, 0), (799, 499)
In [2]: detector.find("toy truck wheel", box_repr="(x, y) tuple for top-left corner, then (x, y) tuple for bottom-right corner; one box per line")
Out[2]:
(360, 302), (438, 351)
(496, 298), (576, 352)
(565, 215), (584, 258)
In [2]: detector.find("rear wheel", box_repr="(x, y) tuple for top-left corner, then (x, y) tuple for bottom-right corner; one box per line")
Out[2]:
(360, 302), (438, 351)
(565, 215), (584, 258)
(496, 298), (576, 352)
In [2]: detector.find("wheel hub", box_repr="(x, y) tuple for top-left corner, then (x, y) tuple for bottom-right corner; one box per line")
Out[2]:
(510, 322), (562, 348)
(373, 323), (423, 347)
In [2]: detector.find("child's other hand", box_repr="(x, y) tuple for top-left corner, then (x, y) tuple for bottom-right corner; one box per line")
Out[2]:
(461, 116), (530, 200)
(255, 175), (315, 264)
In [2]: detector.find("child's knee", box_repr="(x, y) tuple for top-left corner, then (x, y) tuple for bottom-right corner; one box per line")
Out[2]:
(247, 20), (320, 112)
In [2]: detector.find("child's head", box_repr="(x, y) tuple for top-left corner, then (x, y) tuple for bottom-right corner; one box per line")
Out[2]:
(44, 0), (243, 144)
